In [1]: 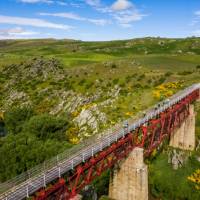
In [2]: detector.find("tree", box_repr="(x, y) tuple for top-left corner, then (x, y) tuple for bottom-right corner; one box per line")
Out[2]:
(4, 106), (34, 134)
(0, 131), (72, 182)
(23, 114), (69, 140)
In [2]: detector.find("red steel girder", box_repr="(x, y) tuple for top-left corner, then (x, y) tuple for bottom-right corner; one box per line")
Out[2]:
(34, 133), (134, 200)
(33, 88), (200, 200)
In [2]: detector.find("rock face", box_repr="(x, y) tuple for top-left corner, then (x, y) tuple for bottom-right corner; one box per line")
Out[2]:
(2, 89), (31, 111)
(81, 185), (97, 200)
(49, 90), (89, 115)
(168, 149), (189, 170)
(2, 57), (63, 83)
(1, 57), (65, 110)
(72, 85), (120, 138)
(196, 139), (200, 151)
(74, 104), (107, 137)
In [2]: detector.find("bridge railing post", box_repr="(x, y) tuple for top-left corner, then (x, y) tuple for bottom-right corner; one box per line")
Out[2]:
(26, 185), (29, 198)
(43, 173), (46, 187)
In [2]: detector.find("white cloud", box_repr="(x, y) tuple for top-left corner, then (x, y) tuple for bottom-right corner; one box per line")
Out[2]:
(190, 11), (200, 27)
(70, 2), (82, 8)
(190, 20), (198, 26)
(88, 19), (109, 26)
(87, 0), (147, 28)
(192, 30), (200, 36)
(120, 23), (132, 28)
(113, 11), (146, 24)
(19, 0), (53, 3)
(40, 12), (84, 20)
(39, 12), (110, 26)
(194, 10), (200, 16)
(0, 27), (38, 36)
(111, 0), (133, 11)
(85, 0), (100, 7)
(57, 1), (67, 6)
(96, 6), (112, 13)
(0, 15), (72, 30)
(0, 27), (40, 39)
(19, 0), (70, 6)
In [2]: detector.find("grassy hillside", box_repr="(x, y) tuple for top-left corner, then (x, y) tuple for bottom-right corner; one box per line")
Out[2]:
(1, 37), (199, 124)
(1, 37), (200, 68)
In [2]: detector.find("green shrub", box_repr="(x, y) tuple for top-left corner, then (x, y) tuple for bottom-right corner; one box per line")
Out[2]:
(4, 106), (34, 134)
(137, 74), (145, 81)
(111, 63), (117, 68)
(196, 65), (200, 69)
(133, 83), (143, 89)
(112, 78), (119, 85)
(154, 77), (166, 86)
(125, 75), (132, 83)
(178, 71), (193, 75)
(23, 114), (69, 140)
(78, 79), (86, 86)
(84, 81), (93, 90)
(165, 71), (173, 77)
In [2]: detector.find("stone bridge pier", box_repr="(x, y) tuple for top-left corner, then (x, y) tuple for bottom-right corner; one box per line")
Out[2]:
(109, 148), (148, 200)
(109, 99), (199, 200)
(169, 104), (195, 150)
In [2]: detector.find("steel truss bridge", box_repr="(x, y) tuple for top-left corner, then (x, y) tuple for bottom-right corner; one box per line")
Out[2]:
(0, 83), (200, 200)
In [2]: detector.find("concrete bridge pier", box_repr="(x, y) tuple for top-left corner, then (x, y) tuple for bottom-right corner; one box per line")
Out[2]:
(170, 104), (195, 150)
(109, 148), (148, 200)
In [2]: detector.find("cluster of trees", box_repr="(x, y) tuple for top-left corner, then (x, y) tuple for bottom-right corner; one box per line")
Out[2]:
(0, 106), (72, 182)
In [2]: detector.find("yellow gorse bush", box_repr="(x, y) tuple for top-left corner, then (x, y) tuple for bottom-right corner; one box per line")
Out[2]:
(125, 111), (133, 117)
(66, 127), (80, 144)
(153, 81), (183, 100)
(153, 90), (161, 99)
(69, 136), (80, 145)
(71, 111), (80, 118)
(188, 169), (200, 190)
(82, 103), (96, 110)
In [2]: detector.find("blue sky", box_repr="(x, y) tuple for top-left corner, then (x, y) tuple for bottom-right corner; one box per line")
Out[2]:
(0, 0), (200, 41)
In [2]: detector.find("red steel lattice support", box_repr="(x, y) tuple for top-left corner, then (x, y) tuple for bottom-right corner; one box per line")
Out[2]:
(34, 89), (199, 200)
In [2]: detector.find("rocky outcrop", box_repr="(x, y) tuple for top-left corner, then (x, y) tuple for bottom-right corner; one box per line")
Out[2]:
(49, 85), (120, 138)
(2, 89), (31, 111)
(1, 57), (64, 90)
(168, 149), (189, 170)
(74, 104), (107, 137)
